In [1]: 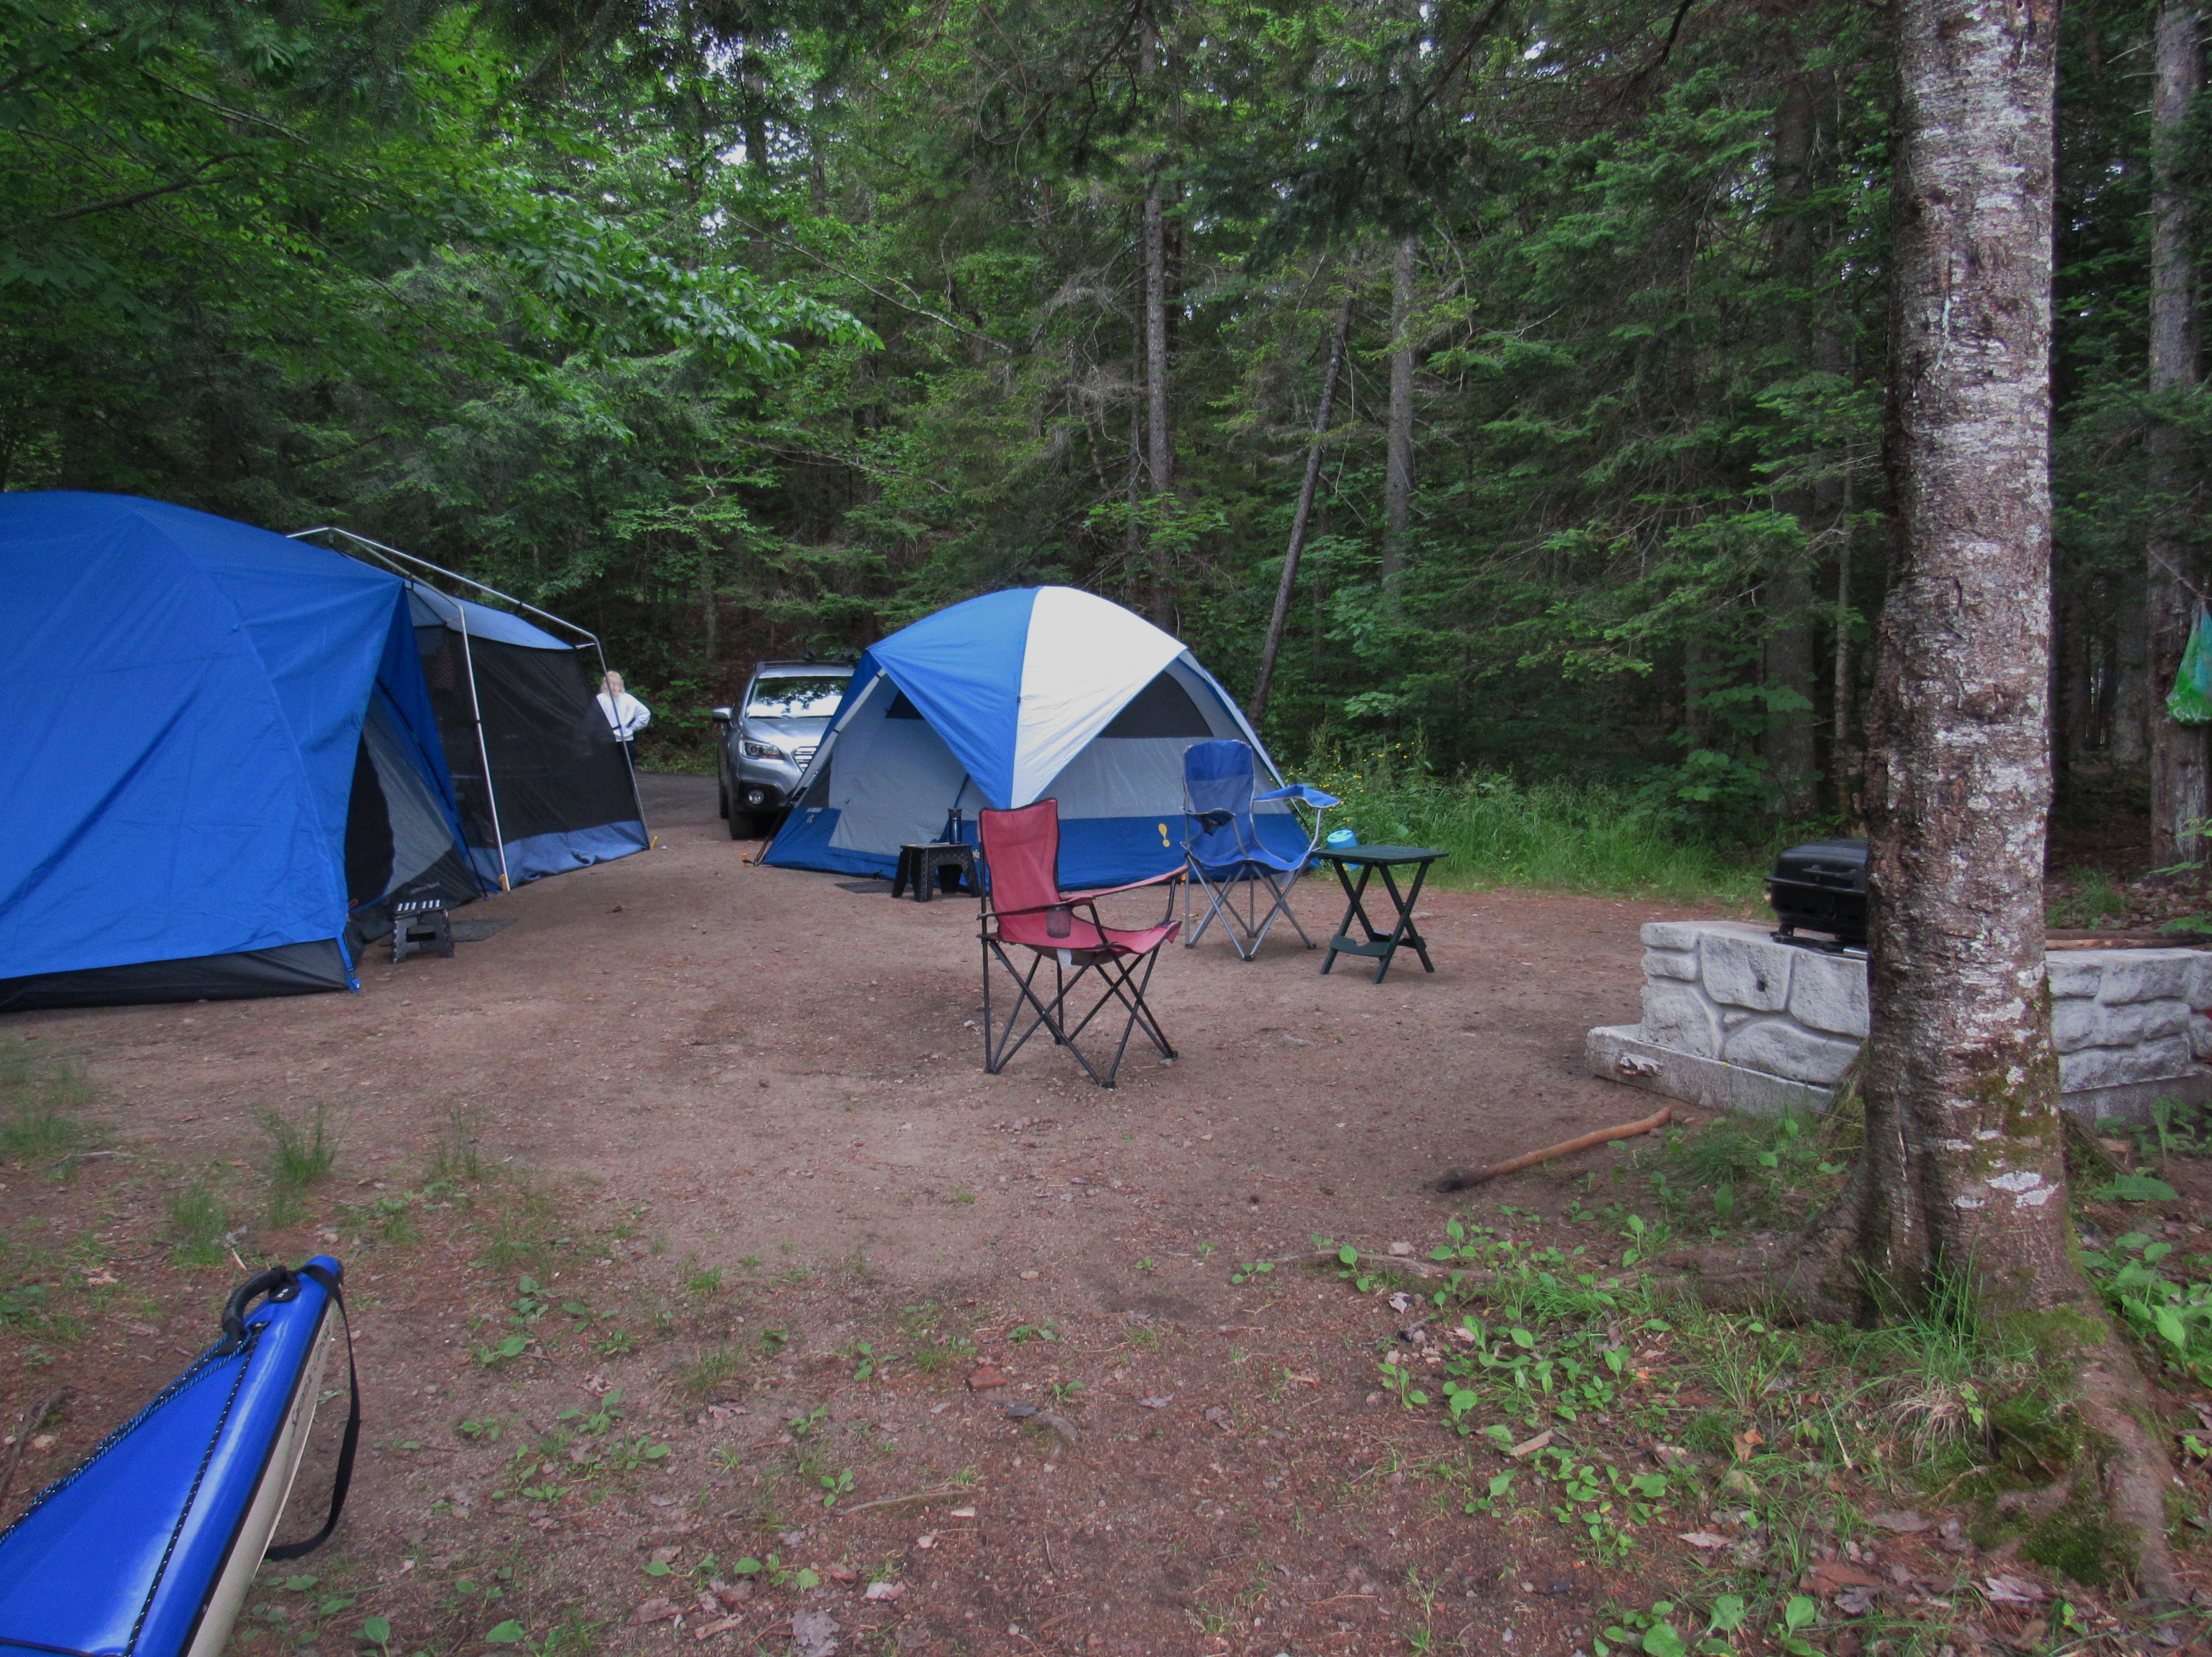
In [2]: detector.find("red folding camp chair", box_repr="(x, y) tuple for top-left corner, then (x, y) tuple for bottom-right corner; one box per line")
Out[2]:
(977, 800), (1183, 1088)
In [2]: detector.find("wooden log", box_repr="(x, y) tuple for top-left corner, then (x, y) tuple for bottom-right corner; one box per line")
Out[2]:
(1432, 1106), (1674, 1193)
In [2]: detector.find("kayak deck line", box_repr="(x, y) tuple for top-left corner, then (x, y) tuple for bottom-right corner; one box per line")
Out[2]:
(0, 1258), (359, 1657)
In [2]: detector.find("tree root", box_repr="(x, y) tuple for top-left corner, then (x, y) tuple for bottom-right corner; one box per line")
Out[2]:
(1661, 1230), (2187, 1602)
(2070, 1336), (2187, 1603)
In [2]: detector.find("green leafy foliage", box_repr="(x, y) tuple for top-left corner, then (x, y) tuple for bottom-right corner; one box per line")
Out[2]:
(2083, 1231), (2212, 1386)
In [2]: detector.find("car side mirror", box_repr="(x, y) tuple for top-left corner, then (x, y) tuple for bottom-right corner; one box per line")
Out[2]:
(709, 707), (732, 723)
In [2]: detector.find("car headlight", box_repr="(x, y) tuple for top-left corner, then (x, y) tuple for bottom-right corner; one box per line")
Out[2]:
(740, 740), (786, 760)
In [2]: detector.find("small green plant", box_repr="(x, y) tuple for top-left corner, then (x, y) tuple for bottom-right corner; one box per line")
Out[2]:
(357, 1615), (395, 1656)
(843, 1340), (877, 1382)
(947, 1183), (977, 1205)
(819, 1467), (855, 1507)
(733, 1554), (820, 1591)
(1135, 1257), (1156, 1274)
(595, 1326), (638, 1356)
(902, 1319), (975, 1373)
(686, 1264), (724, 1297)
(1229, 1259), (1276, 1285)
(555, 1389), (624, 1435)
(457, 1417), (504, 1442)
(679, 1348), (738, 1398)
(788, 1403), (831, 1439)
(1008, 1321), (1058, 1344)
(601, 1433), (671, 1470)
(473, 1334), (530, 1367)
(2084, 1230), (2212, 1385)
(429, 1104), (486, 1183)
(367, 1192), (421, 1244)
(167, 1182), (230, 1266)
(260, 1101), (340, 1226)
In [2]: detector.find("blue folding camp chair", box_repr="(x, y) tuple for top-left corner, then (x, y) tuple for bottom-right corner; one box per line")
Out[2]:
(1181, 740), (1340, 960)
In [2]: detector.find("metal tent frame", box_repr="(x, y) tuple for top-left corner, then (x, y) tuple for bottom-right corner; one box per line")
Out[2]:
(288, 526), (650, 892)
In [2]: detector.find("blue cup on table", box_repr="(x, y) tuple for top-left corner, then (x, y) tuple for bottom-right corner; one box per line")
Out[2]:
(1326, 828), (1358, 851)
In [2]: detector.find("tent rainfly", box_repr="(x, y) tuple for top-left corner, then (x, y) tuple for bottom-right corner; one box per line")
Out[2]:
(0, 493), (479, 1011)
(762, 586), (1306, 890)
(295, 529), (651, 890)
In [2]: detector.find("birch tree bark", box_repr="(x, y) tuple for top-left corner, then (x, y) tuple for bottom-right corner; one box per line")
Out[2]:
(1699, 0), (2185, 1594)
(1857, 0), (2067, 1316)
(2149, 1), (2205, 867)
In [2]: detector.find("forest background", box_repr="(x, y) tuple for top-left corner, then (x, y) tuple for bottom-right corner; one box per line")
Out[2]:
(7, 0), (2201, 884)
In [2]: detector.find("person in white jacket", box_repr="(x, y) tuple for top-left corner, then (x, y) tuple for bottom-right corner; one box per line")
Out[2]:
(597, 671), (653, 743)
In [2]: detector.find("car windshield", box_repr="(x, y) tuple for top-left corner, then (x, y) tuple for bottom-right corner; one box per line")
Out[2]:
(745, 675), (848, 719)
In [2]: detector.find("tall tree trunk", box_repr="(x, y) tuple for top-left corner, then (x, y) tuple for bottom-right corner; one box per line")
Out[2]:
(1139, 4), (1175, 629)
(2056, 580), (2091, 777)
(1250, 302), (1353, 724)
(1381, 233), (1417, 618)
(1765, 74), (1822, 817)
(2149, 1), (2205, 866)
(1140, 11), (1172, 503)
(1707, 0), (2185, 1595)
(1865, 0), (2064, 1317)
(2112, 574), (2152, 764)
(1832, 532), (1854, 819)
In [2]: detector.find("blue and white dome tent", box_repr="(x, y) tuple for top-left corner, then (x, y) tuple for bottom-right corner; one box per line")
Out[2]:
(761, 587), (1310, 890)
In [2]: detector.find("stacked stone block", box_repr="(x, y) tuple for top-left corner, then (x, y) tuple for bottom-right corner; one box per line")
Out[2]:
(1586, 920), (2212, 1120)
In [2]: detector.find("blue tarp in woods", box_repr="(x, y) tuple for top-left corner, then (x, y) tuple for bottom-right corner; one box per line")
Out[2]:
(0, 493), (474, 1010)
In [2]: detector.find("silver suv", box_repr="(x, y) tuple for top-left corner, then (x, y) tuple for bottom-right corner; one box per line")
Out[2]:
(712, 660), (853, 839)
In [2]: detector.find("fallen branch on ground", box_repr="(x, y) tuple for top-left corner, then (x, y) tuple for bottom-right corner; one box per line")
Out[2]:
(834, 1484), (973, 1516)
(1432, 1106), (1673, 1192)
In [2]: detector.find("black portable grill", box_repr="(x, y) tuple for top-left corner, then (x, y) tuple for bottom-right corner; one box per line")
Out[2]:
(1768, 837), (1868, 950)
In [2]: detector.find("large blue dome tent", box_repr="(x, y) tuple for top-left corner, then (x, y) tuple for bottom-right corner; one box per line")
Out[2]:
(0, 493), (479, 1012)
(761, 586), (1307, 889)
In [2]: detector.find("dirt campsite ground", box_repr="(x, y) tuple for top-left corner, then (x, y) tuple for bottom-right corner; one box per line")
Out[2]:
(4, 776), (2209, 1657)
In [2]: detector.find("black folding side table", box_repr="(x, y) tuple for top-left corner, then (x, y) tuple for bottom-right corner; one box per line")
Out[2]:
(1316, 845), (1446, 982)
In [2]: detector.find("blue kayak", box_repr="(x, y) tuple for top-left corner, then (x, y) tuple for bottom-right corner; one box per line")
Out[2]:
(0, 1258), (359, 1657)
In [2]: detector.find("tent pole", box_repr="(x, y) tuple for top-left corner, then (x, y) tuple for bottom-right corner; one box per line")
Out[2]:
(293, 524), (650, 847)
(589, 635), (652, 847)
(454, 608), (514, 894)
(288, 528), (599, 647)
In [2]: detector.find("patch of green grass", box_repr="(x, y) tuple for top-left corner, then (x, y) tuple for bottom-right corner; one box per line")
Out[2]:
(1298, 741), (1772, 906)
(429, 1104), (487, 1183)
(2047, 867), (2132, 930)
(685, 1264), (724, 1297)
(1628, 1106), (1853, 1230)
(260, 1102), (340, 1226)
(897, 1305), (975, 1374)
(677, 1347), (739, 1399)
(168, 1182), (231, 1266)
(0, 1040), (93, 1165)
